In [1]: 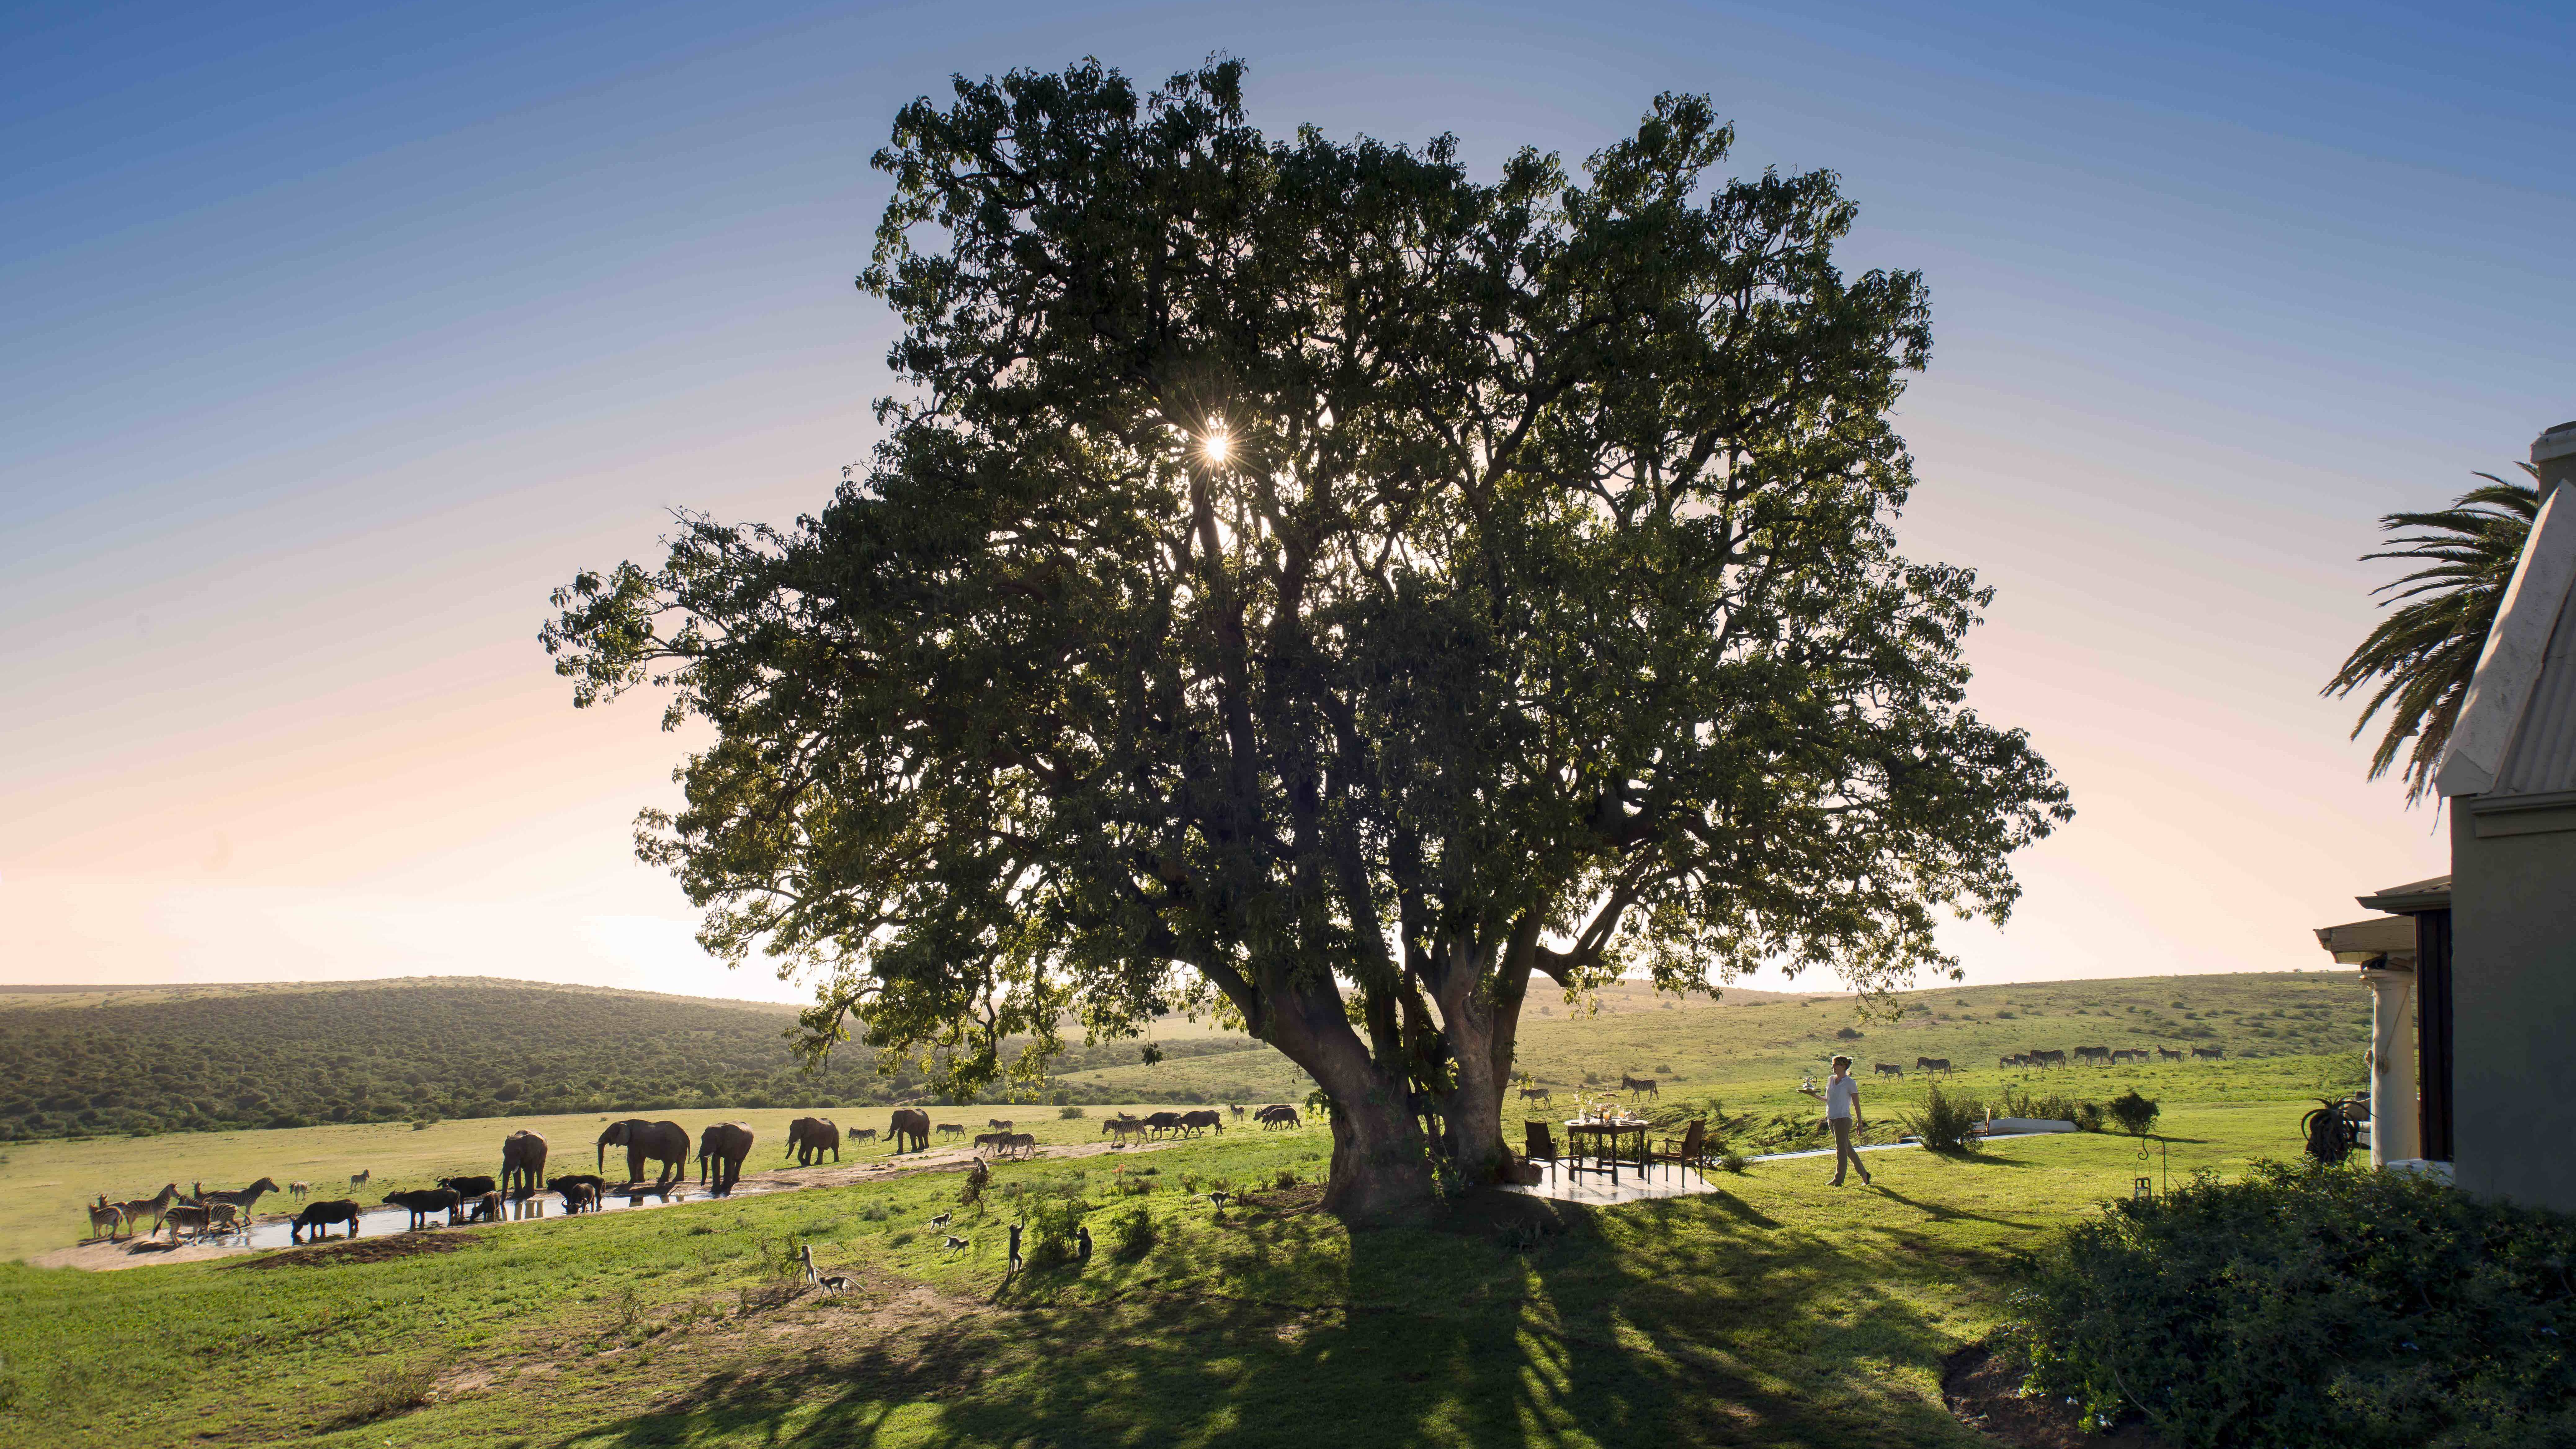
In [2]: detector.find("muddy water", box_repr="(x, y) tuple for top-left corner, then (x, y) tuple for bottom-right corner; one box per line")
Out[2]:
(239, 1182), (787, 1250)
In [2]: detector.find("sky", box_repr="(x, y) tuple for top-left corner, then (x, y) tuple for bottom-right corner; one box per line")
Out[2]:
(4, 0), (2569, 1005)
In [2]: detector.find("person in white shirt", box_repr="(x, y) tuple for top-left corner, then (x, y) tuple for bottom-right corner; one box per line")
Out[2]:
(1799, 1054), (1875, 1187)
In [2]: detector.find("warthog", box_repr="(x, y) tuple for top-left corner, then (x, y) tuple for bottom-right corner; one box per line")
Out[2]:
(1915, 1057), (1952, 1076)
(1621, 1075), (1659, 1098)
(1873, 1063), (1904, 1078)
(2191, 1046), (2226, 1060)
(289, 1200), (363, 1242)
(1178, 1109), (1225, 1136)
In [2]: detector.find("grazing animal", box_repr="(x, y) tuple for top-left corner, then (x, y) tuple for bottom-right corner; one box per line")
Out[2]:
(1008, 1222), (1024, 1273)
(87, 1198), (127, 1242)
(936, 1123), (966, 1139)
(196, 1178), (282, 1217)
(973, 1131), (1011, 1155)
(943, 1235), (970, 1255)
(1621, 1075), (1659, 1098)
(848, 1127), (879, 1145)
(350, 1169), (371, 1188)
(1518, 1084), (1552, 1103)
(551, 1180), (600, 1213)
(288, 1181), (310, 1201)
(1229, 1104), (1245, 1119)
(2110, 1049), (2145, 1065)
(289, 1200), (363, 1243)
(2029, 1049), (2068, 1069)
(621, 1180), (676, 1204)
(468, 1192), (505, 1224)
(1142, 1111), (1184, 1138)
(1257, 1105), (1301, 1129)
(785, 1117), (842, 1166)
(382, 1188), (462, 1231)
(2191, 1046), (2226, 1061)
(1873, 1063), (1904, 1078)
(1103, 1116), (1145, 1144)
(500, 1131), (550, 1196)
(437, 1175), (499, 1201)
(988, 1119), (1014, 1132)
(596, 1119), (691, 1185)
(160, 1204), (213, 1242)
(1999, 1054), (2021, 1069)
(111, 1184), (181, 1235)
(697, 1122), (756, 1196)
(1003, 1132), (1036, 1158)
(2157, 1046), (2186, 1062)
(1178, 1109), (1224, 1136)
(1916, 1058), (1953, 1076)
(203, 1202), (245, 1238)
(2074, 1046), (2111, 1066)
(886, 1108), (932, 1154)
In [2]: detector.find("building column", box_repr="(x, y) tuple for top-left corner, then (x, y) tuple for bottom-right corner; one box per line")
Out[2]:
(2362, 967), (2420, 1166)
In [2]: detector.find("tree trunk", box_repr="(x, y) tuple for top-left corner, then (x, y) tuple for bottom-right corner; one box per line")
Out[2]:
(1257, 971), (1435, 1221)
(1431, 920), (1538, 1180)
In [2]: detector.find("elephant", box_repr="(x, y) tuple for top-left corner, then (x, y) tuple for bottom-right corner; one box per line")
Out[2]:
(697, 1122), (755, 1196)
(596, 1119), (690, 1185)
(784, 1117), (841, 1166)
(886, 1108), (931, 1154)
(500, 1130), (549, 1195)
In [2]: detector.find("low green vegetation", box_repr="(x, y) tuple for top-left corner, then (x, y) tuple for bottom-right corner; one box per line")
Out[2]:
(2017, 1160), (2576, 1447)
(2, 1091), (2318, 1447)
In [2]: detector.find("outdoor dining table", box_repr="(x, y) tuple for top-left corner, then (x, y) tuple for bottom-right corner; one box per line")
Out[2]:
(1564, 1117), (1652, 1184)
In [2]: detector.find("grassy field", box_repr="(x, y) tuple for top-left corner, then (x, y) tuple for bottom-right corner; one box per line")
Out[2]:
(0, 1070), (2325, 1447)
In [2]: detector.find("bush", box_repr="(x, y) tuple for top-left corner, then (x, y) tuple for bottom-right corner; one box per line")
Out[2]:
(1902, 1082), (1985, 1154)
(1108, 1206), (1157, 1261)
(2074, 1102), (2105, 1133)
(1058, 1104), (1086, 1119)
(2108, 1089), (2159, 1136)
(1834, 1026), (1864, 1040)
(1024, 1194), (1089, 1269)
(333, 1359), (438, 1426)
(2001, 1085), (2095, 1126)
(2014, 1160), (2576, 1447)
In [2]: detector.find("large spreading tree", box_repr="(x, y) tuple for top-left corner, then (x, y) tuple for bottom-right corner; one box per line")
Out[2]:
(543, 59), (2070, 1218)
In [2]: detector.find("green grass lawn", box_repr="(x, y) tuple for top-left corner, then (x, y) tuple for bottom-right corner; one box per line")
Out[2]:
(0, 1063), (2335, 1447)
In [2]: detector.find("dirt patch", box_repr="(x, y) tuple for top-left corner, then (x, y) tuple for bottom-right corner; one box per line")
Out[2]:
(225, 1230), (481, 1269)
(1942, 1345), (2165, 1449)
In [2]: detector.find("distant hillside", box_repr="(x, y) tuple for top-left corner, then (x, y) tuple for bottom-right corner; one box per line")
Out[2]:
(0, 979), (1252, 1142)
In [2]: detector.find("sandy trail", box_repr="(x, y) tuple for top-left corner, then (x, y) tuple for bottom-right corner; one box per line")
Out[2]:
(31, 1135), (1186, 1272)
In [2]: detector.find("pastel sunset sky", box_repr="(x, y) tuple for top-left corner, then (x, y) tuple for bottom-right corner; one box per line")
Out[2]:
(6, 2), (2569, 1004)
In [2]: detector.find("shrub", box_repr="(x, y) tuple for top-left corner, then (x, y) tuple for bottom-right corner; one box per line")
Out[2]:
(2108, 1089), (2159, 1136)
(1903, 1083), (1985, 1154)
(1058, 1104), (1086, 1119)
(410, 1119), (437, 1131)
(2015, 1160), (2576, 1447)
(1108, 1206), (1157, 1261)
(1273, 1168), (1298, 1190)
(2001, 1085), (2095, 1126)
(1834, 1026), (1863, 1039)
(1717, 1150), (1750, 1174)
(1024, 1195), (1089, 1269)
(333, 1359), (438, 1426)
(2074, 1102), (2105, 1133)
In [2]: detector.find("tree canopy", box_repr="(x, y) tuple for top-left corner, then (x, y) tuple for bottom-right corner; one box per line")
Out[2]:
(2324, 466), (2541, 802)
(544, 58), (2069, 1215)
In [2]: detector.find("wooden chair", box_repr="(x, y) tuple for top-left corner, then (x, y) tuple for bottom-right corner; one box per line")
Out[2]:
(1525, 1120), (1560, 1166)
(1656, 1119), (1709, 1171)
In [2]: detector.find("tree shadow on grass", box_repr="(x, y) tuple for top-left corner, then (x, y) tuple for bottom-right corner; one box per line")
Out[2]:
(1864, 1186), (2047, 1231)
(555, 1187), (1983, 1449)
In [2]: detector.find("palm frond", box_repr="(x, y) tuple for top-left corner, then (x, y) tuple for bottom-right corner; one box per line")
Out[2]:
(2324, 466), (2540, 803)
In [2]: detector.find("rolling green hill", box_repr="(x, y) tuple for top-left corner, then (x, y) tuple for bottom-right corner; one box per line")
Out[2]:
(0, 970), (2366, 1143)
(0, 978), (1247, 1142)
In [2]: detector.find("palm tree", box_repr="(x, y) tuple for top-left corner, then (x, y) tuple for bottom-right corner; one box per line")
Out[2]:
(2324, 466), (2540, 802)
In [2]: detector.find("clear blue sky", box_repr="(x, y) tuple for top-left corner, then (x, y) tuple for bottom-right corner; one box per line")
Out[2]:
(5, 1), (2569, 1000)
